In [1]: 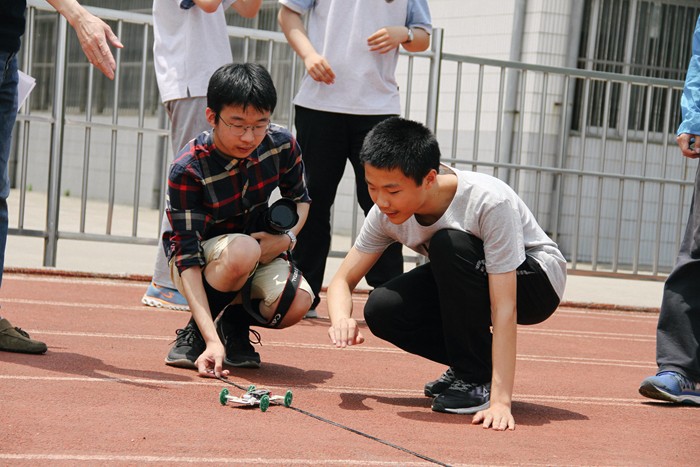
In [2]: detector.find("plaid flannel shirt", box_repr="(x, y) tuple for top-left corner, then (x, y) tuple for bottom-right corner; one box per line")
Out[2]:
(163, 124), (310, 273)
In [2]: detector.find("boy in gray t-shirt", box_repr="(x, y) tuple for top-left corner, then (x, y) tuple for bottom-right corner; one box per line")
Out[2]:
(326, 117), (566, 431)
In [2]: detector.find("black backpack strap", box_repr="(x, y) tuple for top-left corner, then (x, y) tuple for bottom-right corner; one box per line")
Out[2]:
(241, 253), (301, 328)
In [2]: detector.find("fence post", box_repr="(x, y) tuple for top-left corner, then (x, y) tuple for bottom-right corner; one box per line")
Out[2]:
(43, 13), (69, 267)
(425, 28), (443, 133)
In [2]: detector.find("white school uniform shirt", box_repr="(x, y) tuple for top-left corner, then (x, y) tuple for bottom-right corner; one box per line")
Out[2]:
(280, 0), (432, 115)
(153, 0), (235, 103)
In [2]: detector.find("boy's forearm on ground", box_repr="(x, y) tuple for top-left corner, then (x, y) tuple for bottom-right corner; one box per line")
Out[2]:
(326, 278), (355, 324)
(490, 310), (517, 407)
(327, 248), (380, 323)
(488, 272), (518, 407)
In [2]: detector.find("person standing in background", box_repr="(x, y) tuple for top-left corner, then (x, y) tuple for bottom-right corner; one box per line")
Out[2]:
(277, 0), (432, 318)
(638, 15), (700, 406)
(0, 0), (122, 354)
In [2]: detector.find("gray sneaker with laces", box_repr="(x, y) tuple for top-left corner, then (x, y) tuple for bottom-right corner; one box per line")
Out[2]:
(431, 379), (491, 414)
(164, 319), (205, 369)
(424, 367), (456, 397)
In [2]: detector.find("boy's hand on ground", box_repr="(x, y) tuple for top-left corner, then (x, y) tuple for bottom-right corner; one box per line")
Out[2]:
(367, 26), (405, 54)
(472, 403), (515, 431)
(303, 52), (335, 84)
(328, 318), (365, 348)
(195, 341), (229, 378)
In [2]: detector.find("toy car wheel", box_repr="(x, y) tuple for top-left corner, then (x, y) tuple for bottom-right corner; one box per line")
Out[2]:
(219, 388), (230, 406)
(284, 390), (293, 407)
(247, 385), (256, 393)
(260, 394), (270, 412)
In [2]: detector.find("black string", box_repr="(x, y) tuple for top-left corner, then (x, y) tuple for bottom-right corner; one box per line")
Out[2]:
(216, 376), (451, 467)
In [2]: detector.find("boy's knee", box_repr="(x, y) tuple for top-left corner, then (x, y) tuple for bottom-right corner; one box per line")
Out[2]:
(363, 287), (398, 335)
(220, 236), (261, 276)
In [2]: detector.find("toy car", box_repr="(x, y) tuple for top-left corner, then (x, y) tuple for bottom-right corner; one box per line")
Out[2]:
(219, 385), (293, 412)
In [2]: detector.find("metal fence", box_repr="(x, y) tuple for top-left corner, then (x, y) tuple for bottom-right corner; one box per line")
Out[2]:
(11, 1), (693, 280)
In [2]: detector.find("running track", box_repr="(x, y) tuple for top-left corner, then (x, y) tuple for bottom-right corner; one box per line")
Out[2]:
(1, 271), (697, 466)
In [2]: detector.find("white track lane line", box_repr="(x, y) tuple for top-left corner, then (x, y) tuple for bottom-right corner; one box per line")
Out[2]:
(0, 374), (685, 410)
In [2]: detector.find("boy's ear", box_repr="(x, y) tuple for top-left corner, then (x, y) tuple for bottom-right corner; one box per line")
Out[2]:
(423, 168), (438, 187)
(205, 107), (217, 128)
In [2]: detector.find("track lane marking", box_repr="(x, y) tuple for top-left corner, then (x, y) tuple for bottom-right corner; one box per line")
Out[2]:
(0, 374), (684, 410)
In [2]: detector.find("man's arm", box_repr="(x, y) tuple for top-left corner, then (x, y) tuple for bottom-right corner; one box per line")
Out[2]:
(677, 18), (700, 159)
(472, 270), (517, 431)
(46, 0), (123, 80)
(326, 246), (382, 347)
(277, 5), (335, 84)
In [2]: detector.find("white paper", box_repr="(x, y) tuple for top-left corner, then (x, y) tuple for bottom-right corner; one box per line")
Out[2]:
(17, 70), (36, 112)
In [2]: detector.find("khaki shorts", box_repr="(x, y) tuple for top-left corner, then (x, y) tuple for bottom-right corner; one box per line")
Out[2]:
(170, 233), (313, 306)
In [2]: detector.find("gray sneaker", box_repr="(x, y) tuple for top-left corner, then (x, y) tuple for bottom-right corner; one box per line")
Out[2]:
(0, 318), (47, 354)
(431, 379), (491, 414)
(164, 319), (204, 369)
(424, 367), (456, 397)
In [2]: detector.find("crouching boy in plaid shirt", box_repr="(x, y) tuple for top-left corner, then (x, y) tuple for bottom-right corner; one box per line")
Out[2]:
(163, 63), (313, 377)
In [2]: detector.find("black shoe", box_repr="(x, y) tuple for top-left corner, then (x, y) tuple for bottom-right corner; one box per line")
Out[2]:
(431, 379), (491, 414)
(424, 367), (456, 397)
(164, 319), (204, 369)
(218, 312), (261, 369)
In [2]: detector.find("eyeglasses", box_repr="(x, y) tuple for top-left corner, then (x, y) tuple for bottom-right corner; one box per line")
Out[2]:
(217, 116), (270, 137)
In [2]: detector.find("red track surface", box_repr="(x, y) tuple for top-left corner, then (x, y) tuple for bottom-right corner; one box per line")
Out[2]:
(1, 271), (698, 466)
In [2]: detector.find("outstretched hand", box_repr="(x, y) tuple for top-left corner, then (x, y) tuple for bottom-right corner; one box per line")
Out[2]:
(472, 403), (515, 431)
(195, 342), (229, 379)
(72, 12), (123, 80)
(328, 317), (365, 348)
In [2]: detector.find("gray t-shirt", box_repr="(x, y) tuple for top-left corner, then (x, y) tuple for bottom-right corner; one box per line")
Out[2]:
(354, 166), (567, 299)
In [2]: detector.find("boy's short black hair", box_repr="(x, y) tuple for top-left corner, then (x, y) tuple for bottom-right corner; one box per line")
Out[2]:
(360, 117), (441, 186)
(207, 63), (277, 120)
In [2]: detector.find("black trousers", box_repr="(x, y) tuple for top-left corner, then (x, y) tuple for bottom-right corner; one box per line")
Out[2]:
(364, 230), (560, 383)
(293, 106), (403, 308)
(657, 163), (700, 381)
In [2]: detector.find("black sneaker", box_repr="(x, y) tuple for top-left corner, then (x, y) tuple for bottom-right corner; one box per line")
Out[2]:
(164, 319), (205, 369)
(424, 367), (456, 397)
(431, 379), (491, 414)
(218, 314), (261, 369)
